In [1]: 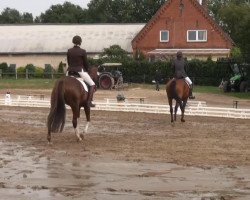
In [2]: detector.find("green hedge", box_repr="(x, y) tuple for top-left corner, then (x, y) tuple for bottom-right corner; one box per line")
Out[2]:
(118, 59), (232, 86)
(1, 58), (249, 86)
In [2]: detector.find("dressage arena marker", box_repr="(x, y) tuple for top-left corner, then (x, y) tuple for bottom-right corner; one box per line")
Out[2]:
(0, 95), (249, 119)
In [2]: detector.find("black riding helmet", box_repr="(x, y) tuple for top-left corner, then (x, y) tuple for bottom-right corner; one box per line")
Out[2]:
(72, 35), (82, 45)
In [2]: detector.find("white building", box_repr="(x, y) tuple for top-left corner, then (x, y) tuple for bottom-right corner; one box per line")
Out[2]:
(0, 24), (145, 68)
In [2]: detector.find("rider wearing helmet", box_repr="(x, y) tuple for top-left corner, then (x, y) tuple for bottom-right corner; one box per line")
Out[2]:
(67, 35), (96, 107)
(171, 51), (195, 99)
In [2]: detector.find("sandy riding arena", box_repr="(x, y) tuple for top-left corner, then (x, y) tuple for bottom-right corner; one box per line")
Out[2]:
(0, 87), (250, 200)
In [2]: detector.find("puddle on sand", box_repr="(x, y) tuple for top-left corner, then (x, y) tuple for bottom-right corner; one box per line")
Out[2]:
(0, 141), (250, 200)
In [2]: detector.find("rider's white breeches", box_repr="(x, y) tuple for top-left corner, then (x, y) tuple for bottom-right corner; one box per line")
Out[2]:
(78, 70), (95, 86)
(67, 69), (95, 86)
(185, 77), (192, 85)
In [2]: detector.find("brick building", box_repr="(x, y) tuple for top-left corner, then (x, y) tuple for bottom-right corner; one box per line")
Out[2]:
(0, 0), (234, 68)
(132, 0), (234, 60)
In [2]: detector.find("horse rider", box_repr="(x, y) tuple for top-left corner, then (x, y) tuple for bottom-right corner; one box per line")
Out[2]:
(171, 51), (195, 99)
(66, 35), (96, 107)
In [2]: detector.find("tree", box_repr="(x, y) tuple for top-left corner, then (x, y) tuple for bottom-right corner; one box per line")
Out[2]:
(217, 2), (250, 61)
(126, 0), (166, 22)
(207, 0), (250, 24)
(0, 8), (33, 23)
(44, 64), (54, 78)
(21, 12), (33, 23)
(39, 1), (86, 23)
(0, 63), (8, 74)
(0, 8), (21, 23)
(57, 62), (65, 74)
(86, 0), (165, 23)
(25, 64), (36, 77)
(87, 0), (128, 23)
(101, 45), (129, 61)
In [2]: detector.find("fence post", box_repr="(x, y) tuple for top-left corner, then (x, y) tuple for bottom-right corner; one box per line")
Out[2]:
(15, 67), (17, 79)
(0, 69), (2, 79)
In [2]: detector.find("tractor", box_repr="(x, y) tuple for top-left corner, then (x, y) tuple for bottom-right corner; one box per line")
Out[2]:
(217, 58), (250, 93)
(98, 63), (123, 90)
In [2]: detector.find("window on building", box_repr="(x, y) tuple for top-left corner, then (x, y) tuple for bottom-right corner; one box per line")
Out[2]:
(187, 30), (207, 42)
(160, 30), (169, 42)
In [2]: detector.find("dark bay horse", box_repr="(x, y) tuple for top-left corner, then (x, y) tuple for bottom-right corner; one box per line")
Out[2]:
(47, 66), (98, 143)
(166, 78), (190, 123)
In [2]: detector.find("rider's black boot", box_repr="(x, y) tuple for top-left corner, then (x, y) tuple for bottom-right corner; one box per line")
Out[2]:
(87, 86), (95, 107)
(189, 85), (195, 99)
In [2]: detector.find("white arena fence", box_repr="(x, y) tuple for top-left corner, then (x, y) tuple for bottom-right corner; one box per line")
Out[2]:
(0, 95), (249, 119)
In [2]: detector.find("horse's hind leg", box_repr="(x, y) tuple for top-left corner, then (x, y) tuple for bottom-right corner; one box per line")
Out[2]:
(181, 100), (187, 122)
(72, 106), (82, 142)
(83, 106), (90, 133)
(174, 102), (179, 121)
(168, 98), (174, 123)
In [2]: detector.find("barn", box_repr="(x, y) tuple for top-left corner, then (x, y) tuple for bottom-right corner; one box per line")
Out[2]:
(0, 24), (145, 68)
(132, 0), (234, 60)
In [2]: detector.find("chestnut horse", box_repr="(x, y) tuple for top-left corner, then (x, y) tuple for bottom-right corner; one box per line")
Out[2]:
(166, 78), (190, 123)
(47, 66), (98, 143)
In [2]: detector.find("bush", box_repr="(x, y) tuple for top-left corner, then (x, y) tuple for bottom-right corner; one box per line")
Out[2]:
(44, 64), (54, 78)
(0, 62), (8, 73)
(119, 58), (235, 86)
(17, 67), (26, 78)
(25, 64), (36, 78)
(35, 67), (44, 78)
(57, 62), (65, 74)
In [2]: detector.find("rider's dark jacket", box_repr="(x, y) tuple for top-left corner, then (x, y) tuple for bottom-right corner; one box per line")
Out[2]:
(67, 45), (89, 72)
(171, 58), (188, 79)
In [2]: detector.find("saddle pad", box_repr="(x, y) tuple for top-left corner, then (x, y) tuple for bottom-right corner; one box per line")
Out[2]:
(76, 78), (88, 92)
(184, 80), (191, 88)
(173, 78), (190, 88)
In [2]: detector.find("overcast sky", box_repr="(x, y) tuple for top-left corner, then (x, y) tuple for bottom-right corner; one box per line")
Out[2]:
(0, 0), (91, 17)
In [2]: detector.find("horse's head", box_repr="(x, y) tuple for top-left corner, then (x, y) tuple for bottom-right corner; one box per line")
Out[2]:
(88, 65), (99, 83)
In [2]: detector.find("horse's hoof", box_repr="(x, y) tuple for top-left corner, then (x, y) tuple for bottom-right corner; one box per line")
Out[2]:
(80, 134), (84, 140)
(181, 119), (185, 122)
(77, 138), (83, 142)
(47, 141), (53, 145)
(171, 122), (175, 127)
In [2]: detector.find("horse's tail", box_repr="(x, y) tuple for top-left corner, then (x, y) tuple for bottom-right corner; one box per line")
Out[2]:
(47, 79), (66, 133)
(170, 79), (182, 103)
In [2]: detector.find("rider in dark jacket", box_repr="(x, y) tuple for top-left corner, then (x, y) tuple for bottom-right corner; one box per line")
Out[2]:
(67, 35), (96, 107)
(171, 51), (195, 99)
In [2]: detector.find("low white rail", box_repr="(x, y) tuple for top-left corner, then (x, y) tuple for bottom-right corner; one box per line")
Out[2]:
(0, 96), (249, 119)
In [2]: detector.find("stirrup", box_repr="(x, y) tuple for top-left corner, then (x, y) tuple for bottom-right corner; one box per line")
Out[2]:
(88, 102), (95, 107)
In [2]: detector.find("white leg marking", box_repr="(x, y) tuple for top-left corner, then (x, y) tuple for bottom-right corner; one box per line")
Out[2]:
(84, 122), (90, 133)
(74, 125), (82, 141)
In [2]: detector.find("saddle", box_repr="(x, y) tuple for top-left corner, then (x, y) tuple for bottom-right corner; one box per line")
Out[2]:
(68, 71), (80, 78)
(67, 71), (88, 92)
(172, 77), (190, 88)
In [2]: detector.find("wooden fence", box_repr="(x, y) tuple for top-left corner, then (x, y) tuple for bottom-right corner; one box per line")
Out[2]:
(0, 95), (249, 119)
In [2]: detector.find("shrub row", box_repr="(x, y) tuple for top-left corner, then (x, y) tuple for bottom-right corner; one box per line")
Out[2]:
(1, 59), (249, 86)
(89, 57), (237, 86)
(0, 62), (65, 78)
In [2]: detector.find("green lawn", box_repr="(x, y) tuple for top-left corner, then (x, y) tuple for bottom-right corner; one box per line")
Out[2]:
(0, 79), (249, 99)
(194, 85), (250, 99)
(0, 79), (56, 90)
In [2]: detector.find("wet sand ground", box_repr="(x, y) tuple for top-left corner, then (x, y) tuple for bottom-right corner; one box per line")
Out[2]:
(0, 100), (250, 199)
(1, 87), (250, 199)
